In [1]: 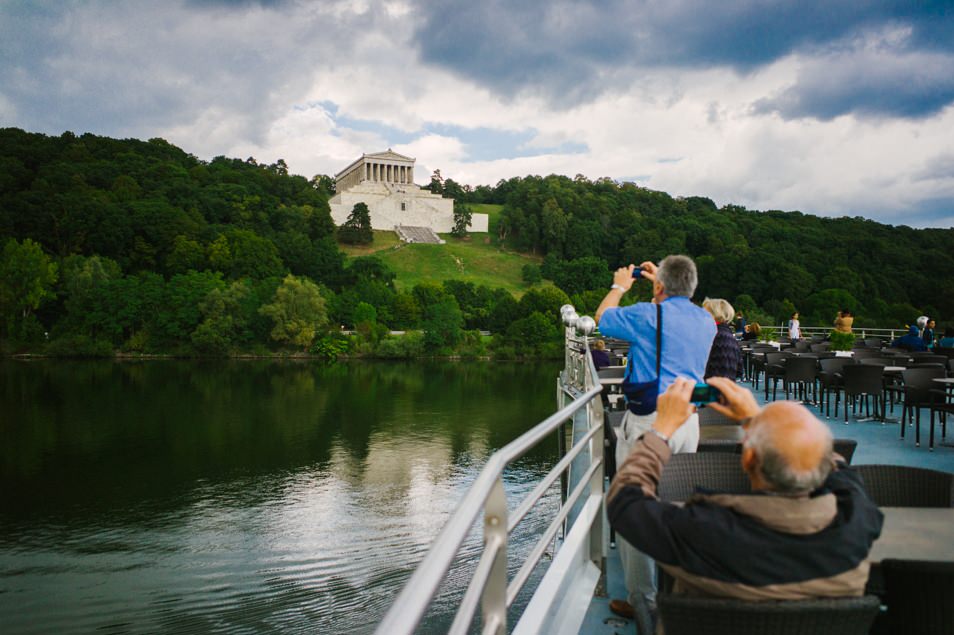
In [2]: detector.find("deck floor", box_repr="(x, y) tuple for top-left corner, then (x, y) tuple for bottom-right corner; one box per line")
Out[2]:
(578, 376), (954, 635)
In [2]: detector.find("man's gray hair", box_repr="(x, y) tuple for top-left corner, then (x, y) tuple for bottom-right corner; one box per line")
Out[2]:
(744, 422), (833, 494)
(657, 255), (698, 298)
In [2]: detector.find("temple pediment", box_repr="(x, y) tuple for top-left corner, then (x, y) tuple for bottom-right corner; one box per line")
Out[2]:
(364, 149), (415, 162)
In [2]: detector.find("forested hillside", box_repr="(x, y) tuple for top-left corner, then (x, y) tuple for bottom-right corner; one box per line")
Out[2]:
(1, 128), (951, 357)
(0, 128), (568, 357)
(439, 174), (954, 328)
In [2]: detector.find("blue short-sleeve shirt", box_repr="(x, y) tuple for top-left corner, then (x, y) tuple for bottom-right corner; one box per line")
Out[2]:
(598, 296), (716, 391)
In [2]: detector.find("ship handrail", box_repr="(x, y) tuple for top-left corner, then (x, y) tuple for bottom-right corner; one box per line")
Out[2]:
(375, 310), (606, 635)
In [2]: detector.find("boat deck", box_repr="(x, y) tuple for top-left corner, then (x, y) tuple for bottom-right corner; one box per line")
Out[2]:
(578, 376), (954, 634)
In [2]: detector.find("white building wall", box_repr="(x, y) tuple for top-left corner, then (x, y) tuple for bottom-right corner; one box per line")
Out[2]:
(329, 183), (489, 234)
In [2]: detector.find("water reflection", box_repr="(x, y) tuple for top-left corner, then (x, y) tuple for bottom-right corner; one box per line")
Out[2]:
(0, 360), (562, 634)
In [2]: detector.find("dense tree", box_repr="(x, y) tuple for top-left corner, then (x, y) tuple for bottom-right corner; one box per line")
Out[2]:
(451, 203), (473, 237)
(0, 238), (58, 341)
(337, 202), (373, 244)
(522, 263), (542, 285)
(422, 296), (463, 348)
(259, 275), (327, 350)
(191, 280), (251, 355)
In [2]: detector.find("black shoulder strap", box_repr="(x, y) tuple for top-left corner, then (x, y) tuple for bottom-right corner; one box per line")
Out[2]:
(656, 303), (662, 378)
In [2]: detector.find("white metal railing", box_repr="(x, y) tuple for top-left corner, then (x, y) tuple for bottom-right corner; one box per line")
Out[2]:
(751, 325), (905, 343)
(375, 306), (607, 635)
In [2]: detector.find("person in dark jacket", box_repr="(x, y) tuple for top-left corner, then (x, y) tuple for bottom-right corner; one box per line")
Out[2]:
(742, 322), (761, 342)
(891, 325), (927, 351)
(608, 377), (883, 605)
(922, 318), (936, 349)
(590, 339), (612, 370)
(703, 298), (742, 380)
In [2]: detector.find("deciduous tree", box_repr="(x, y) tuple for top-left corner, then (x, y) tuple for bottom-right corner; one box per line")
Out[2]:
(259, 274), (328, 350)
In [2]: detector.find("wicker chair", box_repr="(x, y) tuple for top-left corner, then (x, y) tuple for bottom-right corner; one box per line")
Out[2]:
(697, 438), (858, 464)
(698, 406), (737, 427)
(900, 367), (946, 448)
(839, 364), (886, 423)
(854, 464), (954, 507)
(658, 452), (751, 502)
(783, 356), (818, 402)
(818, 357), (852, 418)
(764, 352), (794, 401)
(882, 559), (954, 635)
(657, 593), (881, 635)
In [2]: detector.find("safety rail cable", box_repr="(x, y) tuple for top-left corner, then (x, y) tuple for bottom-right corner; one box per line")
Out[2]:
(374, 348), (604, 635)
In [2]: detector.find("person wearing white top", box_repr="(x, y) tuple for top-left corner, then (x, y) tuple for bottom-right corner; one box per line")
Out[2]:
(788, 312), (801, 341)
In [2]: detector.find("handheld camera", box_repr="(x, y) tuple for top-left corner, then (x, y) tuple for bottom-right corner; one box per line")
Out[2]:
(690, 383), (721, 405)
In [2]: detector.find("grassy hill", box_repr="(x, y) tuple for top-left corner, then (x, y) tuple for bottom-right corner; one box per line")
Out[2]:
(339, 204), (544, 294)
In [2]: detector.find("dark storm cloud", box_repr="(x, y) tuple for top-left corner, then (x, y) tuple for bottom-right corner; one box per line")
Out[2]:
(412, 0), (954, 119)
(753, 49), (954, 120)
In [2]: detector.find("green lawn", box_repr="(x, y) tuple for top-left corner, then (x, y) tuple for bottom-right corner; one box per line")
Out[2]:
(376, 238), (540, 294)
(337, 204), (542, 294)
(338, 230), (401, 257)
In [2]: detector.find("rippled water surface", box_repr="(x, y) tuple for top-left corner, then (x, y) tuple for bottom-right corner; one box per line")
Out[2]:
(0, 360), (563, 634)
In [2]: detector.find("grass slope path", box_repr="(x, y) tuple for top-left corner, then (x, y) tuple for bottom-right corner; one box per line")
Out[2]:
(338, 205), (541, 295)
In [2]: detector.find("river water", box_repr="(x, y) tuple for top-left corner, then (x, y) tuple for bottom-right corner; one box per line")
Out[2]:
(0, 359), (563, 634)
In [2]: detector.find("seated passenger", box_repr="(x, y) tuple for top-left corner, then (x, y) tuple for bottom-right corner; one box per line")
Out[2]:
(890, 325), (927, 352)
(591, 339), (612, 370)
(938, 327), (954, 348)
(741, 322), (761, 342)
(608, 377), (883, 602)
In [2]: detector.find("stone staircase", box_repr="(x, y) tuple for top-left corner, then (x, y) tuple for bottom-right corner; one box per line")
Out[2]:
(395, 225), (444, 244)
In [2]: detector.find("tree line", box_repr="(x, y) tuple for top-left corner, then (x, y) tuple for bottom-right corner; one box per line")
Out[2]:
(2, 127), (951, 359)
(440, 173), (954, 330)
(0, 128), (569, 358)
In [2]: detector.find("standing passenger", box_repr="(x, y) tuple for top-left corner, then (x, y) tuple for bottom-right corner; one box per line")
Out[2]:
(788, 312), (801, 342)
(594, 255), (716, 628)
(834, 309), (854, 334)
(923, 318), (936, 349)
(703, 298), (742, 380)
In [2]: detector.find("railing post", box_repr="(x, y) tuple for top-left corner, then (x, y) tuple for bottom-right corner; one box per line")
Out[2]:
(585, 362), (606, 566)
(483, 477), (508, 635)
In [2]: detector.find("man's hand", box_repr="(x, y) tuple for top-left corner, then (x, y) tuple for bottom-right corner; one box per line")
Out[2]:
(653, 377), (696, 438)
(705, 377), (761, 423)
(611, 265), (637, 292)
(639, 260), (658, 283)
(596, 265), (637, 323)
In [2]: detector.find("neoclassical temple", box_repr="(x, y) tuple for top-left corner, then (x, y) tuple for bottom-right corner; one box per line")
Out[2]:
(328, 150), (488, 237)
(335, 150), (415, 191)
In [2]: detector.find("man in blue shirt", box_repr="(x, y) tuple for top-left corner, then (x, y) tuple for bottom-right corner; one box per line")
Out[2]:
(595, 254), (716, 627)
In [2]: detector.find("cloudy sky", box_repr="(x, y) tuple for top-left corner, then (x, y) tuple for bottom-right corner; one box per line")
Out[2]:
(2, 1), (953, 227)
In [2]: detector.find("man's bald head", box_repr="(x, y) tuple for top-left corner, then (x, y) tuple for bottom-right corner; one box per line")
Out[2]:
(742, 401), (833, 494)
